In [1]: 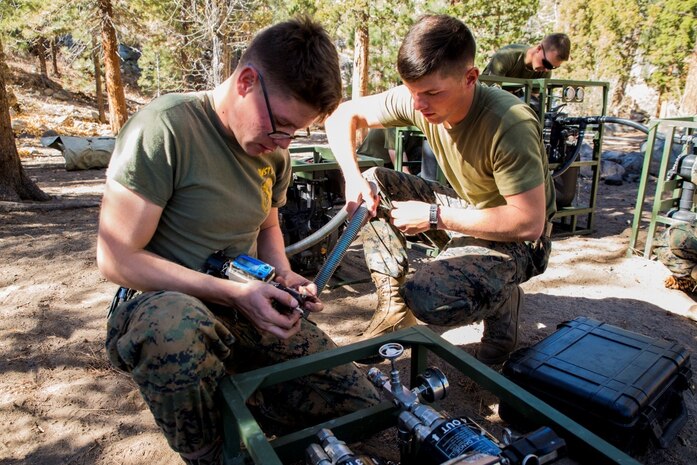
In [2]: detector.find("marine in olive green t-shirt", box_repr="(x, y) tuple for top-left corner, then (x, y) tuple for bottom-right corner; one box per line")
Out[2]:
(107, 91), (292, 270)
(376, 83), (556, 220)
(482, 44), (552, 80)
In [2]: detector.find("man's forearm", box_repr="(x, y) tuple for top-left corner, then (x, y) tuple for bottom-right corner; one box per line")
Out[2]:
(97, 243), (239, 305)
(439, 204), (545, 242)
(325, 110), (363, 181)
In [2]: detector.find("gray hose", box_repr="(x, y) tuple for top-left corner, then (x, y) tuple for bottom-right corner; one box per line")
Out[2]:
(284, 209), (349, 257)
(552, 116), (650, 177)
(313, 205), (370, 293)
(562, 116), (649, 134)
(594, 116), (649, 134)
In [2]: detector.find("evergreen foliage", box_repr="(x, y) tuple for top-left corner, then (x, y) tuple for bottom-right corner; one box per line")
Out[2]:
(0, 0), (695, 116)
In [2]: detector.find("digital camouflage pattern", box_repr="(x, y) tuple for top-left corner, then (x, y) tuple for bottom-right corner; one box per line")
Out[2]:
(106, 291), (380, 464)
(655, 222), (697, 288)
(361, 167), (551, 326)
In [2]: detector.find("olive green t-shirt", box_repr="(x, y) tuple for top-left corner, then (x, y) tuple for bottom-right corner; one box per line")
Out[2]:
(107, 91), (292, 270)
(482, 44), (552, 80)
(356, 128), (397, 167)
(377, 84), (556, 220)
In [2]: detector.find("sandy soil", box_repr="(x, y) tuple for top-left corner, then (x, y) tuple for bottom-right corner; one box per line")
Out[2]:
(2, 64), (697, 464)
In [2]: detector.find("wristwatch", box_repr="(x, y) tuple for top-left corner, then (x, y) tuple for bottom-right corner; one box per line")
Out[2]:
(429, 203), (439, 230)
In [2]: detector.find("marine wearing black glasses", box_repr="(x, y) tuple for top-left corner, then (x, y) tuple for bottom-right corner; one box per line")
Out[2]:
(97, 17), (380, 465)
(482, 33), (571, 80)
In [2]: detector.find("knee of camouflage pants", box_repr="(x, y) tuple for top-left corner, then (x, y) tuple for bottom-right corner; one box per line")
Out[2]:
(669, 222), (697, 263)
(360, 166), (457, 277)
(106, 290), (380, 459)
(106, 291), (235, 458)
(401, 237), (529, 326)
(656, 225), (697, 277)
(362, 166), (450, 206)
(401, 260), (510, 326)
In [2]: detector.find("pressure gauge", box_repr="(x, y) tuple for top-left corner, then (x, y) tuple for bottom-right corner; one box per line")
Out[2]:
(562, 86), (576, 102)
(575, 86), (585, 102)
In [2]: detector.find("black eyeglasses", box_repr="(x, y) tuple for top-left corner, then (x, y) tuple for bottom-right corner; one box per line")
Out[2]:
(540, 44), (558, 71)
(253, 66), (298, 140)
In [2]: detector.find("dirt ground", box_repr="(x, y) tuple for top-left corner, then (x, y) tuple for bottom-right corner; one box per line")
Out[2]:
(2, 67), (697, 465)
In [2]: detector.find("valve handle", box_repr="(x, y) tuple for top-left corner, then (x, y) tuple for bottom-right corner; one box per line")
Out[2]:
(378, 342), (404, 361)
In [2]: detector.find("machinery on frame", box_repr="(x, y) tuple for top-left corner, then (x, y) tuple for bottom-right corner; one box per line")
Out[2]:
(663, 135), (697, 224)
(280, 165), (346, 275)
(304, 342), (567, 465)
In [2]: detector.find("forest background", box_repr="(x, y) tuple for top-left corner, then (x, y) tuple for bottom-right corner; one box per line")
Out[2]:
(1, 0), (696, 141)
(1, 1), (697, 464)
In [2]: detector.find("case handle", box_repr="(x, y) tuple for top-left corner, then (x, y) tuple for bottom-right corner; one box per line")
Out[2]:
(649, 397), (688, 449)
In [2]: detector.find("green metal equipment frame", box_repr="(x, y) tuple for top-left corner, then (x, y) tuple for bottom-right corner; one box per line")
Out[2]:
(289, 145), (384, 175)
(220, 326), (641, 465)
(541, 78), (609, 235)
(627, 117), (697, 258)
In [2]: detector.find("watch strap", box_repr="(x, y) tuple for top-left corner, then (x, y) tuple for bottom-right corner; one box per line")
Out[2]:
(429, 204), (439, 230)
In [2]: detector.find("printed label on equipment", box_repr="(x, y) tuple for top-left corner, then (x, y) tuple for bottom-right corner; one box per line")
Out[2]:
(429, 417), (501, 458)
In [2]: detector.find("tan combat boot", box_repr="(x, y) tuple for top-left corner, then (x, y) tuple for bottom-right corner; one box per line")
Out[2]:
(360, 275), (418, 339)
(476, 286), (523, 365)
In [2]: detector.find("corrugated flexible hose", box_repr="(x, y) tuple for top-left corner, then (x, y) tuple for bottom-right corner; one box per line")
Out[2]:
(312, 204), (370, 294)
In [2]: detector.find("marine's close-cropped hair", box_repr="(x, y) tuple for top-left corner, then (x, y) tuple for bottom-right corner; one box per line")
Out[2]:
(397, 14), (476, 82)
(543, 33), (571, 61)
(239, 16), (342, 118)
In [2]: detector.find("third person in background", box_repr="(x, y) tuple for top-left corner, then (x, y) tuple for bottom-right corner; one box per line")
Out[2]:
(482, 33), (571, 80)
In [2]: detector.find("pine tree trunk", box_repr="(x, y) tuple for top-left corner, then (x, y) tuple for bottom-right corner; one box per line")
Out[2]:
(0, 36), (50, 202)
(98, 0), (128, 134)
(180, 9), (192, 88)
(210, 34), (222, 87)
(680, 43), (697, 117)
(656, 90), (664, 118)
(35, 37), (49, 85)
(611, 75), (628, 115)
(352, 11), (369, 142)
(1, 57), (18, 112)
(222, 39), (233, 81)
(351, 17), (369, 101)
(51, 37), (60, 77)
(92, 35), (107, 124)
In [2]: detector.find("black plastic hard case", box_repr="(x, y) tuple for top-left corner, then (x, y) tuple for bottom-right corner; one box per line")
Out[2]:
(500, 316), (693, 454)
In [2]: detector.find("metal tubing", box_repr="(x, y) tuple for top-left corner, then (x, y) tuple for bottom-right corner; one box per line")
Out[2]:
(284, 208), (348, 257)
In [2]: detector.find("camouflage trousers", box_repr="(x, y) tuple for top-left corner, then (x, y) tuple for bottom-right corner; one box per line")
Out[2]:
(654, 222), (697, 279)
(361, 167), (552, 326)
(106, 291), (380, 464)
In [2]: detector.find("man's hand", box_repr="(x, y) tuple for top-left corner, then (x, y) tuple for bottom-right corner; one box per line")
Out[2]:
(389, 200), (432, 235)
(344, 176), (380, 217)
(275, 271), (323, 313)
(229, 280), (303, 339)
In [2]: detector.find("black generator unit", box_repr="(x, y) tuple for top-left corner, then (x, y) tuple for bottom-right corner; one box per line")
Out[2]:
(500, 316), (693, 456)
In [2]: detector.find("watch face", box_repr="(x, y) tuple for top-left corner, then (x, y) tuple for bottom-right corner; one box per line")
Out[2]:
(429, 204), (439, 229)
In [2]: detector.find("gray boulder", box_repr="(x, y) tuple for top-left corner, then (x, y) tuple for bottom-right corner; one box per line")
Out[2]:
(641, 134), (684, 176)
